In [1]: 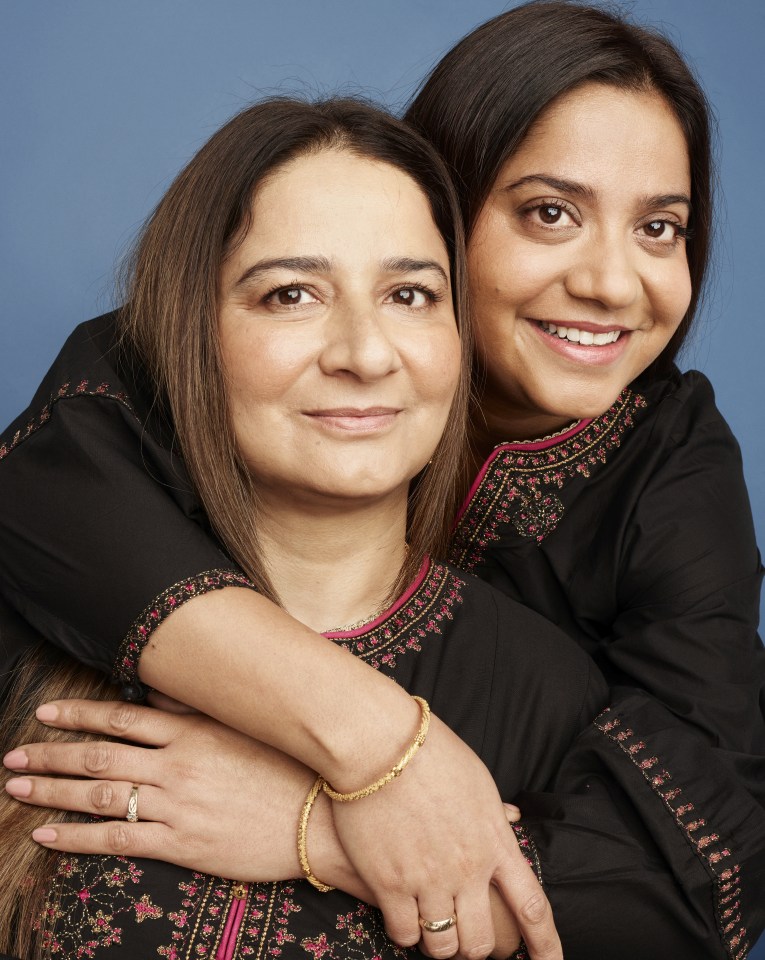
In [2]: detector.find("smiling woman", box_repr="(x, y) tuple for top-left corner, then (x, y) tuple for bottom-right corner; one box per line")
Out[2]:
(0, 3), (764, 959)
(469, 84), (693, 440)
(0, 96), (606, 960)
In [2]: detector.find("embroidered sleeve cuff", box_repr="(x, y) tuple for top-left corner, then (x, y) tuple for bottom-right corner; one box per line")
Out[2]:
(112, 569), (257, 684)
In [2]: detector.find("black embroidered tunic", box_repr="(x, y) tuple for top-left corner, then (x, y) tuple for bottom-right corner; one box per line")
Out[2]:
(0, 313), (763, 959)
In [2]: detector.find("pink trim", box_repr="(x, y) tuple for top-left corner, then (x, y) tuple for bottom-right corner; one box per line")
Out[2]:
(454, 419), (592, 525)
(323, 556), (431, 639)
(216, 886), (249, 960)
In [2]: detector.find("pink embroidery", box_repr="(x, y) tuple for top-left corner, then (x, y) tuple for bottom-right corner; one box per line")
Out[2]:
(0, 380), (133, 462)
(113, 569), (256, 683)
(595, 707), (749, 960)
(451, 390), (647, 570)
(326, 561), (465, 672)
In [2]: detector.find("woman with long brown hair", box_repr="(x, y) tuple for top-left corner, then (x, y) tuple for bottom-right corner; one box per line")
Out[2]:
(0, 94), (606, 958)
(2, 3), (764, 957)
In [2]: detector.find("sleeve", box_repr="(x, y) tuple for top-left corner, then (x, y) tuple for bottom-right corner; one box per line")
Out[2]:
(514, 377), (765, 957)
(0, 384), (254, 684)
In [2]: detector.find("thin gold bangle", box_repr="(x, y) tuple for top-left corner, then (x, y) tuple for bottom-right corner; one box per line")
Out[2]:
(322, 696), (431, 803)
(297, 775), (335, 893)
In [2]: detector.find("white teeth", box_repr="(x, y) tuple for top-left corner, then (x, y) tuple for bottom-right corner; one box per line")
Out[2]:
(540, 322), (622, 346)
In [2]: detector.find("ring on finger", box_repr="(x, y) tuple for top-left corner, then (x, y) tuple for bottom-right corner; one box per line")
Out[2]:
(126, 784), (140, 823)
(419, 913), (457, 933)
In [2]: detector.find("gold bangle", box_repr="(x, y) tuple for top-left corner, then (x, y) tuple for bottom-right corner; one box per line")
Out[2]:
(322, 696), (431, 803)
(297, 775), (335, 893)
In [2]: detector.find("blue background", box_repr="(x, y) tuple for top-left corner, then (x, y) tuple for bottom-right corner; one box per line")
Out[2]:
(1, 2), (763, 949)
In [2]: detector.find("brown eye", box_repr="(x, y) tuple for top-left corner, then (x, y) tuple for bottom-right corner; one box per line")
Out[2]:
(539, 205), (563, 224)
(388, 287), (431, 308)
(276, 287), (303, 305)
(644, 221), (667, 238)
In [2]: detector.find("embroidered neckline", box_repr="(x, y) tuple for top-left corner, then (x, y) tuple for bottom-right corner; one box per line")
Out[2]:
(324, 558), (465, 673)
(450, 388), (647, 570)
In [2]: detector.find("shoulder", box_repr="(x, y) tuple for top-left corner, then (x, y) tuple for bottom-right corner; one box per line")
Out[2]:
(636, 367), (739, 454)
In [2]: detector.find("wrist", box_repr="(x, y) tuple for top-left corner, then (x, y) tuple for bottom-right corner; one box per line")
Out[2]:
(308, 791), (372, 900)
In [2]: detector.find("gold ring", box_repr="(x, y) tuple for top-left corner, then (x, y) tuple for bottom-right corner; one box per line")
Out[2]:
(126, 784), (140, 823)
(419, 913), (457, 933)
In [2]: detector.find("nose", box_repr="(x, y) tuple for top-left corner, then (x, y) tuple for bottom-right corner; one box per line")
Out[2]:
(319, 301), (402, 382)
(564, 230), (641, 311)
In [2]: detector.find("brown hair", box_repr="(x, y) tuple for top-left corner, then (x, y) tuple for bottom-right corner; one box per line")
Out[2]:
(0, 97), (470, 954)
(406, 0), (715, 378)
(119, 96), (471, 602)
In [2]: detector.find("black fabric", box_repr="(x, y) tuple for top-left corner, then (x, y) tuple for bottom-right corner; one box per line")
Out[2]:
(0, 313), (764, 956)
(450, 369), (765, 956)
(5, 564), (608, 957)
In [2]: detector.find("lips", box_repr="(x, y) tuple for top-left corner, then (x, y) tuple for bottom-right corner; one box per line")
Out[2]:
(304, 407), (401, 433)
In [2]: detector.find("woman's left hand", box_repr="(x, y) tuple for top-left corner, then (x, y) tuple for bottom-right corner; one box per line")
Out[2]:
(1, 698), (334, 884)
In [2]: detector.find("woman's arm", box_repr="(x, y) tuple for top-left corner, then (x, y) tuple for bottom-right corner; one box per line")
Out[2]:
(0, 319), (559, 958)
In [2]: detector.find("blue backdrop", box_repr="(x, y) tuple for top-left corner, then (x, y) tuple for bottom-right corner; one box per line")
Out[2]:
(1, 2), (763, 950)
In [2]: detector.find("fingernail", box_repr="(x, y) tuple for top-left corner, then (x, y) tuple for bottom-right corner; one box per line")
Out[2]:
(32, 827), (58, 844)
(36, 704), (58, 722)
(6, 777), (32, 798)
(3, 750), (29, 770)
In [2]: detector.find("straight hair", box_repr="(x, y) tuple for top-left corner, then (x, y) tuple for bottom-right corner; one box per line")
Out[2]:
(119, 97), (471, 604)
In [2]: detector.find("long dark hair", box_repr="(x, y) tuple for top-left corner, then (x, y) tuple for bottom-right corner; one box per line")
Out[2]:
(406, 0), (714, 377)
(119, 97), (471, 601)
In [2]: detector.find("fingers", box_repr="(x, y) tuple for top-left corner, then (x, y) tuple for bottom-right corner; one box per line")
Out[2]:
(452, 886), (494, 960)
(417, 895), (460, 959)
(5, 775), (164, 822)
(376, 893), (421, 950)
(34, 698), (184, 746)
(503, 803), (522, 823)
(146, 691), (200, 715)
(3, 738), (159, 786)
(29, 817), (175, 860)
(493, 849), (561, 960)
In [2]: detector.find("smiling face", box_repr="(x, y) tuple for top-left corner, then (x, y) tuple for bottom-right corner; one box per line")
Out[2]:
(217, 148), (460, 513)
(468, 82), (692, 442)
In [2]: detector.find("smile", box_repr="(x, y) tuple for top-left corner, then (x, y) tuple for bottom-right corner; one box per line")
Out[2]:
(540, 322), (622, 346)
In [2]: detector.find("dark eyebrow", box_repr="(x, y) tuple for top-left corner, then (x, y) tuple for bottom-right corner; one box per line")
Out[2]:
(503, 174), (596, 203)
(234, 256), (333, 288)
(641, 193), (692, 211)
(380, 257), (449, 286)
(504, 175), (691, 213)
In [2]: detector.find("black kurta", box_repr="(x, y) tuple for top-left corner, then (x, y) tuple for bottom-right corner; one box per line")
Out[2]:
(1, 312), (763, 958)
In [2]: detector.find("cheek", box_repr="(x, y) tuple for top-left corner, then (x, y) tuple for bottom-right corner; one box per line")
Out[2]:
(413, 327), (462, 405)
(649, 260), (693, 332)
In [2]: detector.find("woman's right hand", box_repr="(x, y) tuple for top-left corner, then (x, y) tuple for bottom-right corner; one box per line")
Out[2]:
(330, 712), (560, 960)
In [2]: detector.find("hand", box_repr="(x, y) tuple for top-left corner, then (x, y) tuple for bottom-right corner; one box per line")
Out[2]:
(330, 713), (559, 960)
(2, 698), (336, 883)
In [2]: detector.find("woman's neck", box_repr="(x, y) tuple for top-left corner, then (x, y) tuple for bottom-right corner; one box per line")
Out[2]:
(256, 494), (409, 634)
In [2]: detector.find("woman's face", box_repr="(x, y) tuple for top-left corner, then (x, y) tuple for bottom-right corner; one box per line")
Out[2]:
(218, 148), (459, 511)
(468, 83), (692, 440)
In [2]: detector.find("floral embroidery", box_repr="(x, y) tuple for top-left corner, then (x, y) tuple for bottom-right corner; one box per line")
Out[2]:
(39, 854), (162, 955)
(113, 569), (257, 683)
(513, 824), (543, 886)
(594, 708), (749, 960)
(45, 566), (466, 958)
(450, 390), (647, 570)
(0, 380), (133, 461)
(301, 901), (408, 959)
(326, 561), (465, 673)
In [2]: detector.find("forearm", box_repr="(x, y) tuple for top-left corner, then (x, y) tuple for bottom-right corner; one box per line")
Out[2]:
(139, 588), (421, 788)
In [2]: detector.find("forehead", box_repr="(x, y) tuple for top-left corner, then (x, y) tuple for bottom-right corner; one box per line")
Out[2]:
(240, 147), (447, 258)
(507, 82), (691, 192)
